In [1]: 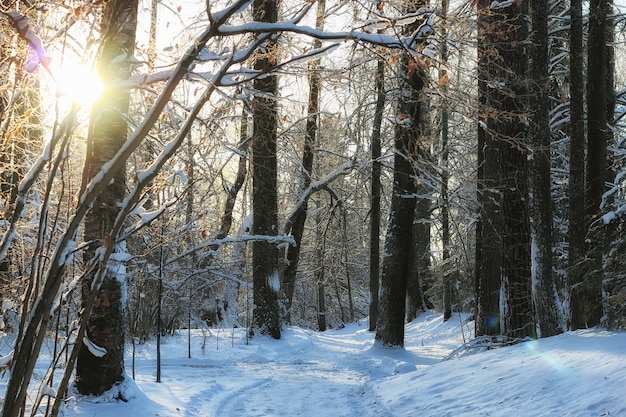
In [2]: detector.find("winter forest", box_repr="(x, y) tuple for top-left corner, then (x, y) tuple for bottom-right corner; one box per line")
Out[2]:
(1, 0), (626, 415)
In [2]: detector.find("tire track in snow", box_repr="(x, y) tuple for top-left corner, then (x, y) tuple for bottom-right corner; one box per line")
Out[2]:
(208, 360), (388, 417)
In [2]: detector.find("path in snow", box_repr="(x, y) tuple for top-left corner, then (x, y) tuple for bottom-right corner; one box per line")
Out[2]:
(128, 314), (471, 417)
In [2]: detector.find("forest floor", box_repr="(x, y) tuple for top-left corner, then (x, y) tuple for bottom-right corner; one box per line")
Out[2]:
(3, 311), (626, 416)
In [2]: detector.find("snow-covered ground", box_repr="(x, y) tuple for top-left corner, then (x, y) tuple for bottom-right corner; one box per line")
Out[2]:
(3, 312), (626, 416)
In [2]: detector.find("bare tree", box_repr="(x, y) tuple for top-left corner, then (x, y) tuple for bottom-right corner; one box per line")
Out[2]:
(74, 0), (138, 395)
(475, 0), (534, 338)
(530, 0), (561, 337)
(567, 0), (586, 329)
(251, 0), (281, 339)
(375, 0), (429, 347)
(281, 0), (327, 322)
(368, 41), (385, 331)
(571, 0), (611, 329)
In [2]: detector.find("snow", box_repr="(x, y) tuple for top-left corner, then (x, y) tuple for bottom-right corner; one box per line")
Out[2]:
(0, 351), (13, 368)
(268, 271), (281, 293)
(490, 0), (516, 8)
(57, 240), (76, 267)
(2, 312), (626, 416)
(83, 336), (108, 358)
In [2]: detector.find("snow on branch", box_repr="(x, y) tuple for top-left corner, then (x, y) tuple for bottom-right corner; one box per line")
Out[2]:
(220, 21), (405, 49)
(0, 10), (51, 72)
(165, 234), (296, 268)
(0, 105), (80, 266)
(0, 350), (13, 369)
(218, 5), (434, 51)
(283, 161), (353, 235)
(358, 8), (435, 34)
(83, 336), (107, 358)
(490, 0), (519, 9)
(601, 171), (626, 224)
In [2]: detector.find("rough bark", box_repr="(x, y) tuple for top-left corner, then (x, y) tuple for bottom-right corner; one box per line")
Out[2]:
(475, 0), (502, 336)
(476, 1), (534, 338)
(251, 0), (281, 339)
(368, 57), (384, 331)
(567, 0), (586, 329)
(571, 0), (608, 329)
(76, 0), (137, 395)
(406, 184), (429, 322)
(375, 0), (427, 347)
(530, 0), (561, 337)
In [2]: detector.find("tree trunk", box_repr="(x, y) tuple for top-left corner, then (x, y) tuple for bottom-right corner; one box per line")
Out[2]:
(530, 0), (561, 337)
(251, 0), (281, 339)
(440, 0), (453, 322)
(567, 0), (586, 330)
(281, 0), (326, 322)
(317, 279), (327, 332)
(76, 0), (137, 395)
(221, 105), (250, 327)
(406, 184), (429, 322)
(368, 57), (384, 331)
(571, 0), (608, 329)
(475, 1), (503, 336)
(375, 0), (427, 347)
(476, 0), (534, 338)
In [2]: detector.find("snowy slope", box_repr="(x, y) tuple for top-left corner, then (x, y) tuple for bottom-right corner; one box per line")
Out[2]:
(3, 312), (626, 416)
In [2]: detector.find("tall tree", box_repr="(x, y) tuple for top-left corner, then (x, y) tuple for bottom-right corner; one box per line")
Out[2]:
(368, 56), (384, 331)
(475, 0), (503, 336)
(368, 1), (386, 332)
(530, 0), (561, 337)
(567, 0), (586, 329)
(440, 0), (453, 322)
(251, 0), (281, 339)
(375, 0), (428, 347)
(281, 0), (326, 322)
(475, 0), (535, 338)
(571, 0), (609, 329)
(76, 0), (138, 395)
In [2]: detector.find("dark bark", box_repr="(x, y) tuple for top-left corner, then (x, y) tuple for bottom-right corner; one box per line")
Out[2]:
(76, 0), (137, 395)
(440, 0), (452, 323)
(317, 279), (327, 332)
(251, 0), (281, 339)
(219, 102), (250, 325)
(282, 0), (326, 321)
(567, 0), (586, 329)
(214, 104), (249, 242)
(476, 1), (534, 338)
(475, 1), (502, 336)
(368, 9), (385, 331)
(406, 184), (429, 322)
(530, 0), (561, 337)
(571, 0), (609, 329)
(375, 0), (427, 347)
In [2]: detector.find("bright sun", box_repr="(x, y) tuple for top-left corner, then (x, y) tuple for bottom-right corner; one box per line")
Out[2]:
(50, 59), (104, 106)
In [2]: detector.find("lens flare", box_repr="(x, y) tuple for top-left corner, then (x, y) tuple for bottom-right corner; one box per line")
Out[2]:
(52, 62), (104, 106)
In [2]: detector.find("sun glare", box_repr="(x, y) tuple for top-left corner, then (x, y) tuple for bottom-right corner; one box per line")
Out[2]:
(51, 61), (104, 106)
